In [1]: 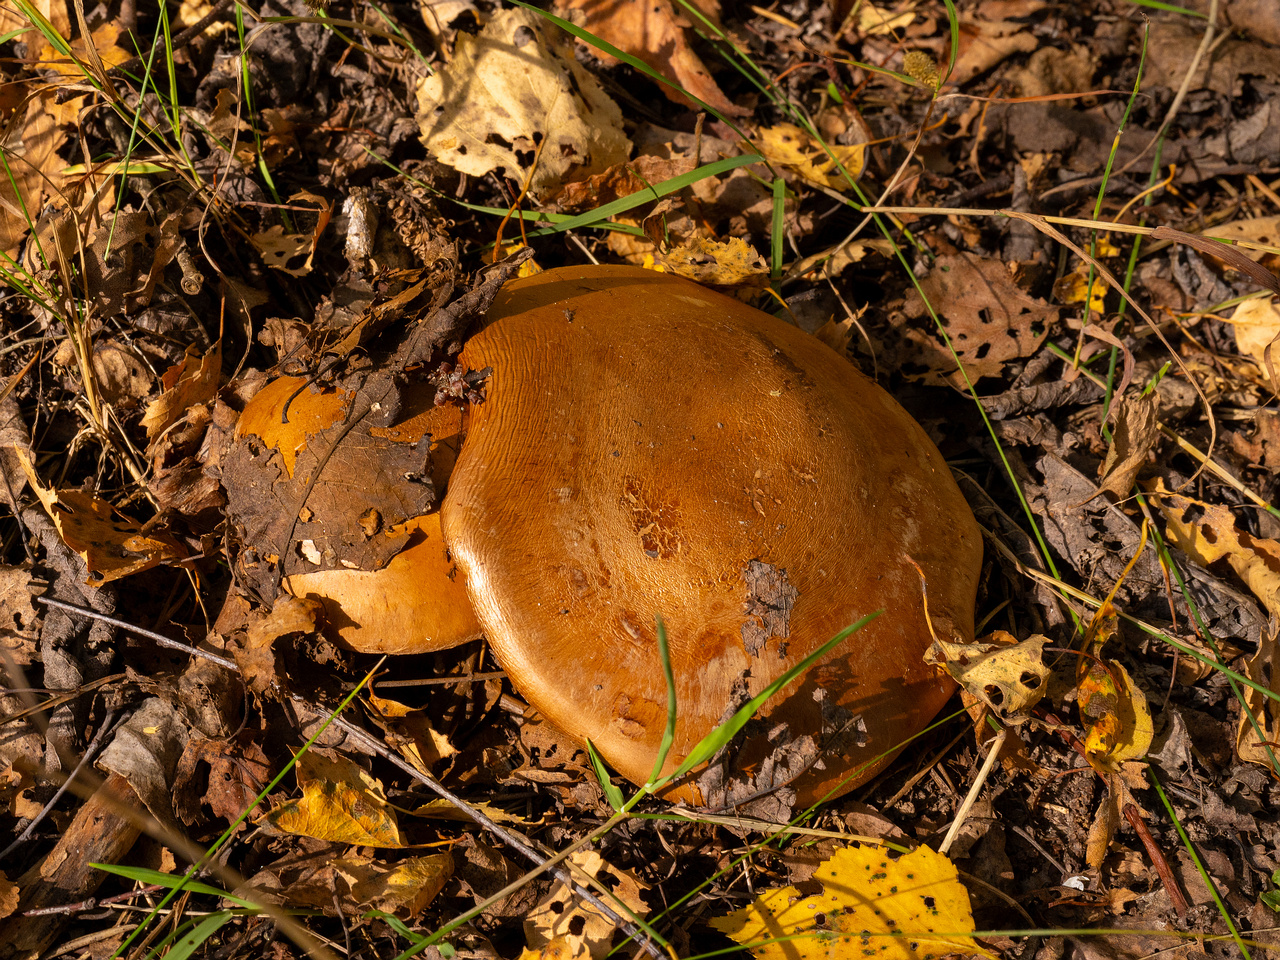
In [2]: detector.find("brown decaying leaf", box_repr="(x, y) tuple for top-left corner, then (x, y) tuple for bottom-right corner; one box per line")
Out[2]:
(1090, 393), (1159, 503)
(237, 594), (322, 695)
(948, 13), (1041, 87)
(173, 736), (272, 826)
(415, 7), (631, 200)
(901, 253), (1056, 386)
(557, 0), (747, 116)
(141, 340), (222, 441)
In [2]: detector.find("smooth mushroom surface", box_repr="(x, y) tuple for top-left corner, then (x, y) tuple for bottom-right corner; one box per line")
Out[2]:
(440, 265), (982, 806)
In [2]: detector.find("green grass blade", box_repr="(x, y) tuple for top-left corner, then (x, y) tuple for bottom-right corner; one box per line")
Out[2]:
(646, 616), (678, 785)
(587, 738), (628, 811)
(90, 865), (261, 909)
(152, 912), (234, 960)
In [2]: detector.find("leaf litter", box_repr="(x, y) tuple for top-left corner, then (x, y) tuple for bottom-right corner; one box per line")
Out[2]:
(3, 0), (1280, 958)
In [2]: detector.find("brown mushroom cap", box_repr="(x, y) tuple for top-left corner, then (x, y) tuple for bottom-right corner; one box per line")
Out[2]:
(441, 265), (982, 806)
(231, 376), (481, 654)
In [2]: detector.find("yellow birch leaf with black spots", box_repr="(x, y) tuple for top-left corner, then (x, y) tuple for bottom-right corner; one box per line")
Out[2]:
(265, 779), (405, 847)
(711, 844), (995, 960)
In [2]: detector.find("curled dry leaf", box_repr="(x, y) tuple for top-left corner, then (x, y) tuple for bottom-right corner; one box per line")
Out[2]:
(415, 7), (631, 201)
(1238, 626), (1280, 772)
(1227, 296), (1280, 387)
(365, 692), (458, 774)
(1091, 393), (1159, 503)
(557, 0), (747, 116)
(12, 447), (187, 584)
(141, 340), (222, 441)
(1077, 599), (1153, 774)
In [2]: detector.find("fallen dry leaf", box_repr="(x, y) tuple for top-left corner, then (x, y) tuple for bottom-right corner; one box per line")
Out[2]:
(558, 0), (746, 116)
(711, 843), (995, 960)
(1237, 626), (1280, 772)
(758, 123), (864, 190)
(1227, 296), (1280, 385)
(415, 7), (631, 200)
(13, 447), (187, 583)
(901, 253), (1056, 387)
(265, 778), (405, 848)
(1093, 393), (1159, 501)
(141, 340), (222, 441)
(525, 851), (649, 960)
(948, 14), (1040, 87)
(924, 629), (1051, 722)
(656, 236), (768, 286)
(1151, 479), (1280, 619)
(331, 853), (453, 918)
(365, 692), (458, 774)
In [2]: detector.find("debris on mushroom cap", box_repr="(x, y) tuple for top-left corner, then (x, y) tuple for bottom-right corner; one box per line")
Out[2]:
(225, 376), (480, 654)
(441, 265), (983, 808)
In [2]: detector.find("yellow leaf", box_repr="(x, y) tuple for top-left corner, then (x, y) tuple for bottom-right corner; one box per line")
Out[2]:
(711, 844), (995, 960)
(525, 852), (649, 960)
(1150, 479), (1280, 619)
(1054, 269), (1107, 314)
(332, 853), (453, 918)
(265, 779), (404, 847)
(519, 937), (589, 960)
(759, 123), (864, 190)
(656, 236), (768, 287)
(1237, 625), (1280, 770)
(924, 629), (1051, 720)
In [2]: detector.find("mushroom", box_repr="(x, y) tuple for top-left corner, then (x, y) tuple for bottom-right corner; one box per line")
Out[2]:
(228, 265), (982, 805)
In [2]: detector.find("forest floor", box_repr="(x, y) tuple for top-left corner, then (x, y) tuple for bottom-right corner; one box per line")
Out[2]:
(1, 0), (1280, 958)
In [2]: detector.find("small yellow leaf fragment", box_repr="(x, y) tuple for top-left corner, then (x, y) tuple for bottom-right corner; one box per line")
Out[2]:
(759, 123), (864, 190)
(711, 844), (995, 960)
